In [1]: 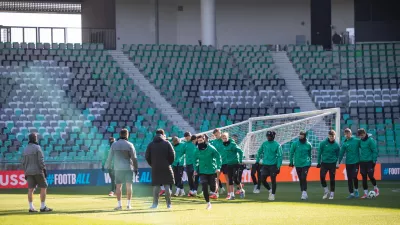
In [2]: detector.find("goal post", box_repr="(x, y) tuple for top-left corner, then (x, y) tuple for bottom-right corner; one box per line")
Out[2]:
(241, 108), (340, 166)
(183, 108), (340, 166)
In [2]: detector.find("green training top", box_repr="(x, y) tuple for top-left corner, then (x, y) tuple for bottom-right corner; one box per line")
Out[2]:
(359, 137), (378, 162)
(317, 138), (340, 164)
(338, 136), (360, 164)
(256, 140), (283, 168)
(195, 144), (222, 175)
(210, 138), (226, 164)
(289, 140), (312, 167)
(222, 140), (244, 165)
(172, 143), (186, 166)
(184, 140), (197, 166)
(102, 146), (114, 167)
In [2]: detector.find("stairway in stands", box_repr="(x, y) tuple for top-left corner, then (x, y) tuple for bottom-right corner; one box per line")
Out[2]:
(271, 52), (317, 112)
(108, 50), (196, 134)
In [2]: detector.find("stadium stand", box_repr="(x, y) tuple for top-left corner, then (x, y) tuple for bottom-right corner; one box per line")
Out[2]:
(0, 42), (183, 163)
(287, 43), (400, 156)
(1, 41), (399, 164)
(123, 44), (299, 132)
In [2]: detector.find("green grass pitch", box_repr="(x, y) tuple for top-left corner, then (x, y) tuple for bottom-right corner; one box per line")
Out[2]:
(1, 181), (400, 225)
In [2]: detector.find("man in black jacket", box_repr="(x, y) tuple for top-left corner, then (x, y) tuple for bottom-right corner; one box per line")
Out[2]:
(145, 129), (175, 209)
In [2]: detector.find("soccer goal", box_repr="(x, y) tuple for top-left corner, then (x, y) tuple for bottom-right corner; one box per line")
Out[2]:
(192, 108), (340, 166)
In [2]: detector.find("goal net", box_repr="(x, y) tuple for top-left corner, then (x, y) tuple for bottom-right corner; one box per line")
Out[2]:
(190, 108), (340, 165)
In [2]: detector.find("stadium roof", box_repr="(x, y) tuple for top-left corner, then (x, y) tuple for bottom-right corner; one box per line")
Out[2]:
(0, 0), (82, 14)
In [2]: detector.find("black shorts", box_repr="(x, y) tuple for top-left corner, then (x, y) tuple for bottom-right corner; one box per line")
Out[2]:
(261, 165), (278, 177)
(199, 174), (217, 184)
(26, 174), (48, 189)
(360, 161), (374, 175)
(115, 170), (134, 184)
(220, 164), (228, 174)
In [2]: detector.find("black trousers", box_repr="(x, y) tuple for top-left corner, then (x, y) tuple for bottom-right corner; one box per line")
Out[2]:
(233, 165), (246, 186)
(261, 165), (278, 194)
(194, 174), (200, 191)
(251, 164), (261, 189)
(227, 164), (240, 185)
(360, 161), (377, 190)
(108, 169), (116, 192)
(186, 164), (195, 191)
(320, 163), (336, 192)
(173, 165), (184, 189)
(346, 163), (359, 193)
(296, 166), (310, 192)
(200, 174), (217, 203)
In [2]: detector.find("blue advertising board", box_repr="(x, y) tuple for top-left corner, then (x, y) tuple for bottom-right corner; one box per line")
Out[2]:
(381, 164), (400, 180)
(97, 168), (152, 185)
(45, 168), (154, 187)
(46, 169), (98, 187)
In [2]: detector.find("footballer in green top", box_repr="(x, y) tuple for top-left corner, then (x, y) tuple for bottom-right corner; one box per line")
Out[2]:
(317, 130), (340, 200)
(357, 128), (380, 198)
(256, 131), (282, 201)
(289, 131), (312, 200)
(339, 128), (361, 199)
(194, 134), (221, 210)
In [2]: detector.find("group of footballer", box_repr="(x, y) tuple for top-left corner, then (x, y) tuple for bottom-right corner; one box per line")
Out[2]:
(102, 126), (380, 210)
(157, 127), (379, 209)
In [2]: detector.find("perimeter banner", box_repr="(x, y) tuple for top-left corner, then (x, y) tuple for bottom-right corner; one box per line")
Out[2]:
(0, 164), (382, 189)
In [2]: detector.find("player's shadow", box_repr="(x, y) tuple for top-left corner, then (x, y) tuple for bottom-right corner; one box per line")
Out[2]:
(0, 207), (188, 216)
(121, 209), (196, 214)
(0, 209), (114, 216)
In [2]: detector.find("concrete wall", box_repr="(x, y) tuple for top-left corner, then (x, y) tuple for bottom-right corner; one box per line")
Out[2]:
(115, 0), (156, 48)
(115, 0), (354, 48)
(331, 0), (354, 34)
(81, 0), (116, 29)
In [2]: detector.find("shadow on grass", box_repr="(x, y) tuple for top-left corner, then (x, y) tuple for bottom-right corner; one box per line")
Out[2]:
(2, 181), (400, 210)
(0, 208), (196, 217)
(121, 208), (195, 215)
(0, 209), (113, 216)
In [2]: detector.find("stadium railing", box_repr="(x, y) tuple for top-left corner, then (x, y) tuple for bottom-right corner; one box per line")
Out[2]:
(0, 26), (116, 50)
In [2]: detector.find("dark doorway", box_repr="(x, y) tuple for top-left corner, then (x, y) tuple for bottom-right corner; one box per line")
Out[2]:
(311, 0), (332, 49)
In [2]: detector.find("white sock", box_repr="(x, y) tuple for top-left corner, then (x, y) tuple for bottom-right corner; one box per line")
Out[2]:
(374, 186), (378, 189)
(330, 192), (334, 196)
(364, 190), (368, 195)
(117, 200), (122, 207)
(230, 192), (235, 196)
(354, 189), (358, 192)
(302, 191), (306, 195)
(272, 194), (275, 197)
(29, 202), (34, 209)
(40, 202), (45, 209)
(207, 202), (211, 205)
(269, 189), (272, 193)
(160, 186), (165, 191)
(350, 193), (354, 196)
(194, 190), (197, 194)
(127, 200), (131, 206)
(324, 187), (329, 193)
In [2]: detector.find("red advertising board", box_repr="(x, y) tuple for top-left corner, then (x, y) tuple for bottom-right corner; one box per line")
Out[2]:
(0, 170), (28, 189)
(220, 164), (381, 183)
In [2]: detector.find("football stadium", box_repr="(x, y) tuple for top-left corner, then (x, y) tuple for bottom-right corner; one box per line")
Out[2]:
(0, 0), (400, 224)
